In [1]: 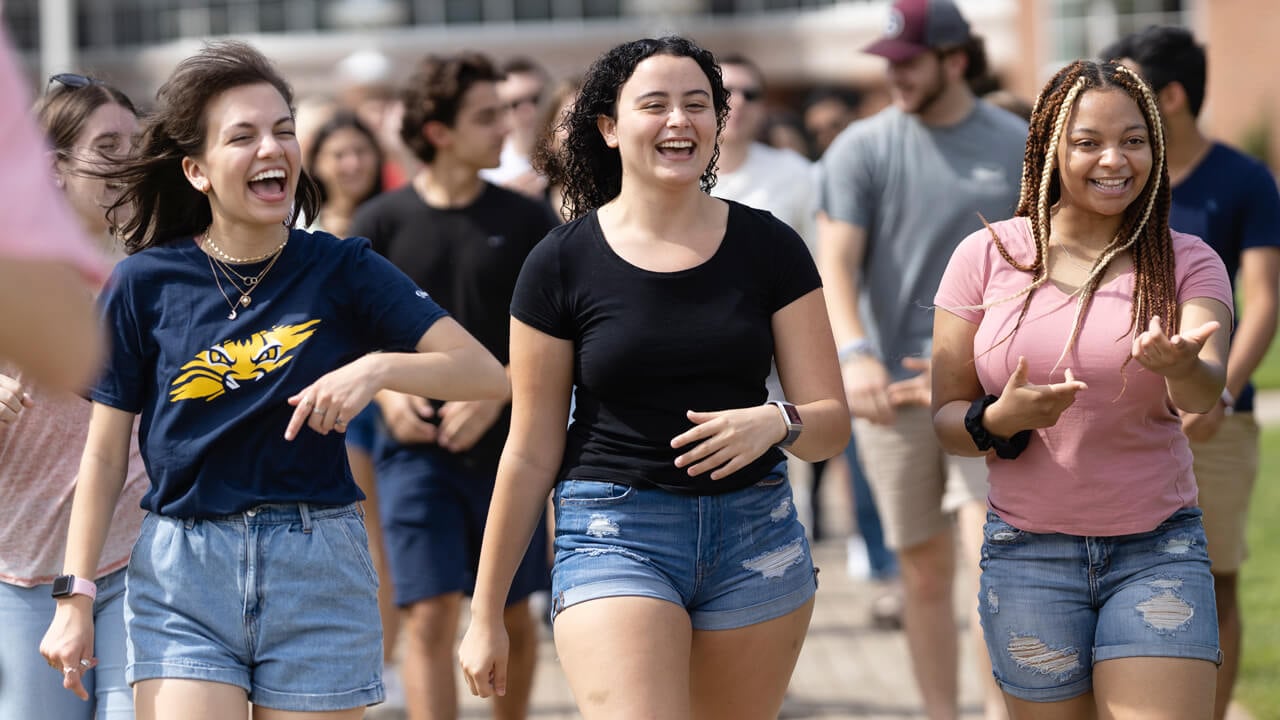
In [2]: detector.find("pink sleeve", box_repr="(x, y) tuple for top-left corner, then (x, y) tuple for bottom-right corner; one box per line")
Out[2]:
(1173, 231), (1234, 323)
(0, 34), (107, 285)
(934, 227), (992, 324)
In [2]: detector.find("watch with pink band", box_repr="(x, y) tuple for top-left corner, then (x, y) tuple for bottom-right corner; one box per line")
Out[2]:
(50, 574), (97, 601)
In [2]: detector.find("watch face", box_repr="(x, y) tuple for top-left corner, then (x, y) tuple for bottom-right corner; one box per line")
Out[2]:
(51, 575), (74, 597)
(781, 403), (802, 425)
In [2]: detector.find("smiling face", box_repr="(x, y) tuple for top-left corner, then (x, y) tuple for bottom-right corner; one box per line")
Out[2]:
(312, 126), (379, 204)
(56, 102), (138, 234)
(597, 53), (718, 191)
(183, 82), (301, 228)
(1055, 88), (1154, 221)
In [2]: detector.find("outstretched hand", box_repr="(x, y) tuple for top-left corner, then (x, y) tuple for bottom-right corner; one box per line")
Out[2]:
(670, 405), (786, 480)
(986, 356), (1088, 436)
(1131, 315), (1219, 379)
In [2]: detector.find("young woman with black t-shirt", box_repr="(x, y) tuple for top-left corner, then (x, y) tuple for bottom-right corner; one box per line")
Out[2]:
(40, 42), (507, 720)
(459, 37), (849, 719)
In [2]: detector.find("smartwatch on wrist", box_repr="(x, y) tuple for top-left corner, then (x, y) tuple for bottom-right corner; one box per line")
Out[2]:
(769, 401), (803, 449)
(51, 574), (97, 601)
(963, 395), (1031, 460)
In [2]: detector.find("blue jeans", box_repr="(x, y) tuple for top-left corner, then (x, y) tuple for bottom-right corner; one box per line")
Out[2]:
(126, 504), (384, 711)
(979, 508), (1221, 702)
(551, 462), (817, 630)
(844, 435), (897, 579)
(0, 568), (131, 719)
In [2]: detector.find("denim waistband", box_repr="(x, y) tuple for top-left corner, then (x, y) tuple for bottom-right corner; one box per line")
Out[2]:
(182, 502), (361, 531)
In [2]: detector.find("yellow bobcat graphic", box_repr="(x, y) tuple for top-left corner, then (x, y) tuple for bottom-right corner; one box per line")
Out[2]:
(169, 320), (321, 402)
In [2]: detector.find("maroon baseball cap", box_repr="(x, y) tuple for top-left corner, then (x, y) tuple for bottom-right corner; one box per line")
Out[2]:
(863, 0), (972, 63)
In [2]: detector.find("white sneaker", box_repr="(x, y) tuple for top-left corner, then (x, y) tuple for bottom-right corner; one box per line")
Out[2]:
(846, 536), (872, 580)
(382, 662), (405, 709)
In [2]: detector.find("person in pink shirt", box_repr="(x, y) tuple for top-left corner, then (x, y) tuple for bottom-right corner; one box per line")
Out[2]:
(1, 72), (148, 720)
(0, 32), (107, 390)
(931, 59), (1232, 717)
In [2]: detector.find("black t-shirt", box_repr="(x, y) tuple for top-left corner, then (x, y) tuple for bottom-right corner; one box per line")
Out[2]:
(351, 182), (558, 473)
(511, 200), (822, 495)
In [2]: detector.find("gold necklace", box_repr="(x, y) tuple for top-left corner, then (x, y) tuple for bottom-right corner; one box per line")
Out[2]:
(204, 243), (287, 320)
(1054, 241), (1098, 272)
(204, 229), (288, 264)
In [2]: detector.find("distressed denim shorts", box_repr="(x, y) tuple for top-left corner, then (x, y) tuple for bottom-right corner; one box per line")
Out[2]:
(550, 462), (817, 631)
(978, 507), (1221, 703)
(125, 503), (384, 711)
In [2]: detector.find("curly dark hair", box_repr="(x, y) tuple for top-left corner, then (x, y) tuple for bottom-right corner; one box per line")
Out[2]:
(107, 40), (319, 254)
(545, 36), (729, 220)
(399, 52), (501, 164)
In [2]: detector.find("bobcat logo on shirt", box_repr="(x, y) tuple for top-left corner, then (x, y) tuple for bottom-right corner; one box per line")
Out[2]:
(169, 320), (321, 402)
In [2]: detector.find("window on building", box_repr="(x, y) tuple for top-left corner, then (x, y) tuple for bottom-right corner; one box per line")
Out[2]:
(1047, 0), (1194, 67)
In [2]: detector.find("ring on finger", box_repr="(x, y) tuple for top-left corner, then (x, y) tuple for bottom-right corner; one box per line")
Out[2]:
(79, 658), (91, 668)
(62, 666), (77, 674)
(335, 417), (347, 426)
(313, 406), (327, 416)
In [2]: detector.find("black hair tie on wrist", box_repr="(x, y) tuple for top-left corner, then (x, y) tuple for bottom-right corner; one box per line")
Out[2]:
(964, 394), (1032, 460)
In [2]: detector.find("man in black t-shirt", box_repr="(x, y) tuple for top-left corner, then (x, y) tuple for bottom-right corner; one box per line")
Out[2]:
(350, 52), (558, 720)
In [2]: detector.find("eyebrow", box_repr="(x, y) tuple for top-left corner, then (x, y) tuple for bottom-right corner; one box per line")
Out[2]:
(634, 89), (711, 102)
(223, 115), (295, 134)
(1072, 124), (1148, 134)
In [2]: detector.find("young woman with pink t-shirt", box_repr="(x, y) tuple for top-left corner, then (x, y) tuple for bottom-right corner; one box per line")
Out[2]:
(932, 60), (1232, 718)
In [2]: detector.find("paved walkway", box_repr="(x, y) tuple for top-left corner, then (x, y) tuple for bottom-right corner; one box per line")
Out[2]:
(368, 389), (1280, 719)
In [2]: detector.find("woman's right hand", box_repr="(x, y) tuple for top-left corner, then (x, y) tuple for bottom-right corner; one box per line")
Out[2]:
(0, 373), (33, 428)
(984, 356), (1088, 438)
(40, 598), (97, 701)
(458, 618), (510, 699)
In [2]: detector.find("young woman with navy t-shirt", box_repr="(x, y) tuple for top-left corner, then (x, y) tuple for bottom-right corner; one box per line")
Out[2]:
(40, 42), (507, 720)
(459, 37), (849, 719)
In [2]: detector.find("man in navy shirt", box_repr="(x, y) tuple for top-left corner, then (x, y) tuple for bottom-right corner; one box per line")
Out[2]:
(1105, 26), (1280, 720)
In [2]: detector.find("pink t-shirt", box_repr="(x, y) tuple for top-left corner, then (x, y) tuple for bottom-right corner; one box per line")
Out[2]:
(0, 364), (148, 586)
(935, 216), (1233, 536)
(0, 33), (107, 283)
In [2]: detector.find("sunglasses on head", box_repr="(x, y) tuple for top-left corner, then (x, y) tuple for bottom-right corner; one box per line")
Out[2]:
(46, 73), (101, 93)
(728, 87), (763, 103)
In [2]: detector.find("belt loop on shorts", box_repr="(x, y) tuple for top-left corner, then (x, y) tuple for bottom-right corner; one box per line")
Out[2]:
(184, 517), (195, 530)
(299, 502), (313, 534)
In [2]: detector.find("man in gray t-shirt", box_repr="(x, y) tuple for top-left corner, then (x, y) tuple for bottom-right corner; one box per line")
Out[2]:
(816, 1), (1025, 718)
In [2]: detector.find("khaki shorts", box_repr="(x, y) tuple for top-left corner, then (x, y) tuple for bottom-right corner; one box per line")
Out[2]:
(1191, 412), (1260, 575)
(854, 405), (989, 550)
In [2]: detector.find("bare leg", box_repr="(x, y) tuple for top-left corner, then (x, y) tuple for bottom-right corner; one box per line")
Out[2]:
(689, 598), (815, 720)
(956, 500), (1008, 720)
(493, 599), (538, 720)
(899, 527), (960, 720)
(553, 597), (692, 720)
(1211, 572), (1239, 720)
(347, 445), (399, 664)
(401, 592), (462, 720)
(254, 707), (365, 720)
(1094, 656), (1217, 720)
(134, 679), (249, 720)
(1003, 692), (1096, 720)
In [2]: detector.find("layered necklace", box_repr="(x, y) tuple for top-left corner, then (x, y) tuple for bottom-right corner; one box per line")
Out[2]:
(202, 229), (289, 320)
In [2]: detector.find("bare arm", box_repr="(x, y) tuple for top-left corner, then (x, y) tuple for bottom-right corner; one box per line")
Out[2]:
(460, 318), (573, 698)
(771, 288), (850, 460)
(1135, 299), (1232, 414)
(1225, 247), (1279, 399)
(930, 310), (988, 456)
(0, 260), (103, 392)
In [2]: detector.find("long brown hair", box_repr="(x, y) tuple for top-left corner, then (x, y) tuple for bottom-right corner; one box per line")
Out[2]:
(109, 41), (319, 254)
(987, 59), (1175, 373)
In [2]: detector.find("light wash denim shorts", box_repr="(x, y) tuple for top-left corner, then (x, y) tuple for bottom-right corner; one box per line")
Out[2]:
(550, 462), (817, 631)
(978, 507), (1221, 703)
(125, 503), (384, 711)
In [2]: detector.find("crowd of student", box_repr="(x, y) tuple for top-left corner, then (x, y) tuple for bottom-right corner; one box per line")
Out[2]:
(1, 1), (1277, 719)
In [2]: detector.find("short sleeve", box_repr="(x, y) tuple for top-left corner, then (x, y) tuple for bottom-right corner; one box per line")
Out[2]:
(1240, 163), (1280, 252)
(342, 238), (448, 351)
(510, 231), (571, 339)
(767, 216), (822, 312)
(816, 125), (874, 229)
(934, 227), (993, 324)
(1173, 231), (1234, 322)
(0, 35), (107, 283)
(90, 265), (147, 413)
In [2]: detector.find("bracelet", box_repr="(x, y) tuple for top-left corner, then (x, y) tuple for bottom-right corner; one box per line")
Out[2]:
(963, 395), (1032, 460)
(1220, 388), (1235, 417)
(837, 338), (875, 363)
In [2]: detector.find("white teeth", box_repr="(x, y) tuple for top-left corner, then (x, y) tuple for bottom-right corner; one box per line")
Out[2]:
(250, 169), (286, 182)
(658, 140), (693, 149)
(1091, 178), (1127, 188)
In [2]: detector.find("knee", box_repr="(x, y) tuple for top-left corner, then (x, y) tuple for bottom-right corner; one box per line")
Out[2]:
(503, 602), (538, 646)
(404, 597), (460, 650)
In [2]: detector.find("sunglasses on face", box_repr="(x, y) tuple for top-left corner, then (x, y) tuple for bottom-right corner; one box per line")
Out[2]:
(46, 72), (101, 94)
(727, 87), (763, 103)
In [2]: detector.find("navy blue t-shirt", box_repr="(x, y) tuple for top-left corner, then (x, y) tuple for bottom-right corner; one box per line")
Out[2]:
(510, 200), (822, 496)
(1170, 143), (1280, 412)
(92, 229), (448, 517)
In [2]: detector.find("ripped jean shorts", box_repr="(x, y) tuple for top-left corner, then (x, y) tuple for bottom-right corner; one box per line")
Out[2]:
(978, 507), (1221, 703)
(550, 462), (817, 631)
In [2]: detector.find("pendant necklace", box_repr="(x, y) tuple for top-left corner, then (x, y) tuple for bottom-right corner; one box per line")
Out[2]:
(203, 230), (288, 320)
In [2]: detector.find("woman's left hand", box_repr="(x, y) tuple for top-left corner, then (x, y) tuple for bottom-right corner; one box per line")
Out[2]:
(284, 356), (379, 440)
(670, 406), (786, 480)
(1131, 315), (1220, 379)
